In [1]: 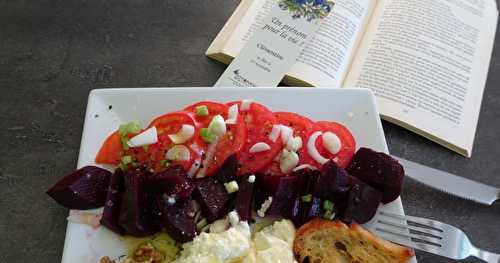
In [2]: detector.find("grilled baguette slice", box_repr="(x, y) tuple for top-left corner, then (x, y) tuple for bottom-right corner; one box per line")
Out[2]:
(294, 219), (414, 263)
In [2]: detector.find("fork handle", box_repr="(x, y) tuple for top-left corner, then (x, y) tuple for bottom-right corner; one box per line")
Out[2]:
(472, 247), (500, 263)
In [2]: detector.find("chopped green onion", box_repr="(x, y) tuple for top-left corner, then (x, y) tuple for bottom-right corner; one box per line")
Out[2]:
(121, 155), (133, 164)
(301, 194), (312, 202)
(323, 210), (336, 220)
(142, 145), (149, 151)
(121, 136), (130, 150)
(118, 121), (141, 136)
(159, 159), (170, 167)
(200, 128), (216, 143)
(195, 105), (209, 116)
(323, 200), (334, 211)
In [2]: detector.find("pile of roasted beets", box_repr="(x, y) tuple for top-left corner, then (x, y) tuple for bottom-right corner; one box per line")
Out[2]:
(47, 147), (404, 243)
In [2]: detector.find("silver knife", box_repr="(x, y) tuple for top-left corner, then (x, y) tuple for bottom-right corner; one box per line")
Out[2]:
(392, 156), (500, 205)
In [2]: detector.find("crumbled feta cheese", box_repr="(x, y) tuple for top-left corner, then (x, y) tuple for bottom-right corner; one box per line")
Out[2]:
(228, 211), (240, 227)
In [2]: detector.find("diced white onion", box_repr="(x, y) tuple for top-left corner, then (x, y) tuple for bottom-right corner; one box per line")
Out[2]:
(240, 99), (254, 111)
(168, 124), (195, 144)
(280, 125), (293, 144)
(225, 104), (239, 125)
(286, 136), (302, 152)
(307, 131), (329, 165)
(127, 127), (158, 147)
(249, 142), (271, 153)
(208, 115), (227, 137)
(268, 125), (281, 142)
(279, 150), (299, 174)
(165, 145), (191, 161)
(257, 197), (273, 217)
(293, 164), (318, 172)
(196, 137), (219, 178)
(224, 180), (239, 193)
(247, 175), (256, 183)
(322, 132), (342, 155)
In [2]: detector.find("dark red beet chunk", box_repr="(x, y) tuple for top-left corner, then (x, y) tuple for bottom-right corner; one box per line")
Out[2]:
(193, 177), (231, 222)
(214, 154), (238, 183)
(292, 168), (320, 196)
(347, 147), (404, 203)
(306, 197), (322, 221)
(118, 167), (159, 236)
(147, 166), (193, 198)
(313, 160), (350, 201)
(266, 175), (298, 216)
(341, 177), (382, 224)
(234, 175), (255, 221)
(100, 168), (125, 235)
(157, 195), (197, 242)
(46, 166), (111, 210)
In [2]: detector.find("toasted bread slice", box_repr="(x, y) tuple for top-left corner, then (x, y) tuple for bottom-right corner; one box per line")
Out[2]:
(294, 219), (414, 263)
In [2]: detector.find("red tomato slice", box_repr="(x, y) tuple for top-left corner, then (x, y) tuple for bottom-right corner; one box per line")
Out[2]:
(95, 131), (123, 164)
(145, 111), (204, 171)
(184, 101), (247, 177)
(227, 101), (282, 175)
(184, 101), (229, 127)
(309, 121), (356, 168)
(263, 112), (316, 176)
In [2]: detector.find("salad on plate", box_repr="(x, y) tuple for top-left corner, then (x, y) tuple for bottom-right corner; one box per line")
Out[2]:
(47, 99), (414, 263)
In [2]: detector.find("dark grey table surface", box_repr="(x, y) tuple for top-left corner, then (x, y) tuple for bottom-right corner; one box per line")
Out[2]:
(1, 1), (499, 262)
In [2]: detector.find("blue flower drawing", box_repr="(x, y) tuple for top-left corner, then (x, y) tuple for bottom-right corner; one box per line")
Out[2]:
(279, 0), (335, 21)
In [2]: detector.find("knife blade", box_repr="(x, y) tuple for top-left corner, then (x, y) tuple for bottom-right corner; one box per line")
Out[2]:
(392, 155), (500, 205)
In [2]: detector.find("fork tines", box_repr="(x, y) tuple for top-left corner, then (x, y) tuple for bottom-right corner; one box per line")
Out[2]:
(374, 211), (445, 254)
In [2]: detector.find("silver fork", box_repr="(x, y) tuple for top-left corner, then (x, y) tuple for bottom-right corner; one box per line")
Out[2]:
(370, 211), (500, 263)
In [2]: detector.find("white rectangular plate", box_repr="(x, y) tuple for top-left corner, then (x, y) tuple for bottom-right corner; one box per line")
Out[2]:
(61, 87), (415, 262)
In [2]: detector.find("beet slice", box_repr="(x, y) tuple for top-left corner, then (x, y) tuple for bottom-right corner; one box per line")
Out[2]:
(147, 166), (193, 198)
(100, 168), (125, 234)
(157, 195), (197, 242)
(118, 167), (159, 236)
(292, 168), (320, 196)
(306, 197), (322, 221)
(46, 166), (111, 210)
(347, 147), (404, 203)
(214, 154), (238, 183)
(341, 177), (382, 224)
(192, 177), (231, 222)
(266, 175), (298, 216)
(313, 160), (350, 201)
(234, 175), (255, 221)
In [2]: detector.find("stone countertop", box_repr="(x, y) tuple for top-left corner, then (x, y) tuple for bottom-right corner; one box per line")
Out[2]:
(0, 0), (499, 262)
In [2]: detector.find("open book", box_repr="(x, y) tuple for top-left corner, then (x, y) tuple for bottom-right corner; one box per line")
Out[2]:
(206, 0), (498, 157)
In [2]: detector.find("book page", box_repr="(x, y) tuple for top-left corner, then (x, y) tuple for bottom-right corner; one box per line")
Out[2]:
(344, 0), (498, 156)
(223, 0), (376, 87)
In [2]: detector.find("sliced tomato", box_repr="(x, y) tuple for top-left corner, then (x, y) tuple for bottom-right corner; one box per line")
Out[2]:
(262, 112), (316, 176)
(95, 131), (123, 164)
(227, 101), (282, 175)
(145, 111), (205, 171)
(184, 101), (229, 127)
(183, 101), (247, 177)
(308, 121), (356, 168)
